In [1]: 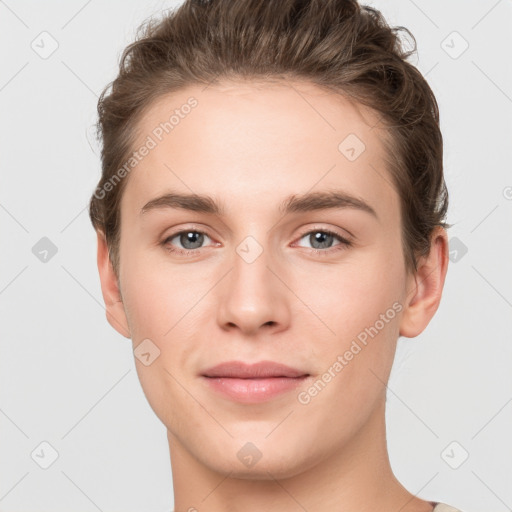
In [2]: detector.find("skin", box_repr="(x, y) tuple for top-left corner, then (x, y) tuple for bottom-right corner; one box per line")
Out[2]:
(96, 79), (448, 512)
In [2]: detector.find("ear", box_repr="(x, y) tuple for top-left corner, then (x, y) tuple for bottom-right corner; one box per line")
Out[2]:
(96, 231), (131, 339)
(399, 226), (449, 338)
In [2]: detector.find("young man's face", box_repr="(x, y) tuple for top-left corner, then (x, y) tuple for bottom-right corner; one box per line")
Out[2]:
(98, 80), (445, 479)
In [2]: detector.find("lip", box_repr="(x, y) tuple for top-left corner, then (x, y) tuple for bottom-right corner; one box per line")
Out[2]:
(202, 360), (308, 379)
(201, 361), (310, 403)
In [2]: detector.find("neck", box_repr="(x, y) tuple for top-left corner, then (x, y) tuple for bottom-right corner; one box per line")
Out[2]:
(168, 400), (434, 512)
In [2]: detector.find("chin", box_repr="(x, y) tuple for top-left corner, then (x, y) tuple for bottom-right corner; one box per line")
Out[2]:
(191, 433), (324, 480)
(205, 454), (316, 481)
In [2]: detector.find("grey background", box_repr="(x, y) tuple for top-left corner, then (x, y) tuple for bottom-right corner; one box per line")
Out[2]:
(1, 0), (511, 511)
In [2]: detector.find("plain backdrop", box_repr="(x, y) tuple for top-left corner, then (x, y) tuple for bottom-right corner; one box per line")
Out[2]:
(1, 0), (511, 511)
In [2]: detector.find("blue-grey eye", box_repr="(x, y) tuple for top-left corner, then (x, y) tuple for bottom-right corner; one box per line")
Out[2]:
(310, 231), (335, 249)
(297, 230), (343, 250)
(177, 231), (206, 250)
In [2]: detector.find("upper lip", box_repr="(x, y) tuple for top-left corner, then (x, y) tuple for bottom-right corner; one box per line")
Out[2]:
(202, 360), (309, 379)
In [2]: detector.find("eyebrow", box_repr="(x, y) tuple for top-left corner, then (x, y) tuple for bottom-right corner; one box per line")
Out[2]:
(140, 190), (378, 219)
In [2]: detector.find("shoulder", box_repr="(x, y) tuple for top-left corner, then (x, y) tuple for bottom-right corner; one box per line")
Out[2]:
(433, 504), (465, 512)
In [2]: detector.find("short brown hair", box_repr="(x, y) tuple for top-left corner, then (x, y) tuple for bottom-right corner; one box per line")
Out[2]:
(89, 0), (449, 276)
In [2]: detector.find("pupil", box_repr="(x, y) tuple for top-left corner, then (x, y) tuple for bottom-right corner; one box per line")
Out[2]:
(311, 232), (332, 249)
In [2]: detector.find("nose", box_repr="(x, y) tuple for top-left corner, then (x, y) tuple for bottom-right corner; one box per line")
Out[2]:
(216, 242), (291, 337)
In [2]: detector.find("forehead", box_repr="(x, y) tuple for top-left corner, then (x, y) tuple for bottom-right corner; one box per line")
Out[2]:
(121, 79), (397, 221)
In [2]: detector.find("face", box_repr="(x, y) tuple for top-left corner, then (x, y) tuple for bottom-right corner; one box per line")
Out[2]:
(104, 80), (426, 478)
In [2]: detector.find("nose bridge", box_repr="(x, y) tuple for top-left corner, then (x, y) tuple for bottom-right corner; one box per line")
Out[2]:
(240, 236), (272, 283)
(231, 233), (276, 309)
(216, 232), (289, 334)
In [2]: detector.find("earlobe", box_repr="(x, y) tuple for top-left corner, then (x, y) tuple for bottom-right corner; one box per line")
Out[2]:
(399, 227), (449, 339)
(96, 231), (131, 339)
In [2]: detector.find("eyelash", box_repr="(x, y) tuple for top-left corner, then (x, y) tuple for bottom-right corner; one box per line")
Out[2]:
(161, 226), (353, 258)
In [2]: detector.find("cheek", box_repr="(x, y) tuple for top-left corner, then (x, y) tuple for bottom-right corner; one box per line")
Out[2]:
(300, 249), (405, 393)
(118, 255), (201, 424)
(120, 229), (405, 355)
(296, 267), (402, 431)
(119, 247), (203, 339)
(297, 254), (402, 336)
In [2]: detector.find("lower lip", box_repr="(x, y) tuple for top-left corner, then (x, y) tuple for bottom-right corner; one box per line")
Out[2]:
(201, 376), (309, 403)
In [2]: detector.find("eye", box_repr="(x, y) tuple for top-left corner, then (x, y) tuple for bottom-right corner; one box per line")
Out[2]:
(294, 228), (352, 255)
(161, 226), (353, 258)
(162, 229), (214, 256)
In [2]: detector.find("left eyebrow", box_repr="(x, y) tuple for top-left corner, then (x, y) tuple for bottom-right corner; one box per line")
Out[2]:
(141, 192), (223, 215)
(279, 190), (378, 219)
(140, 189), (378, 220)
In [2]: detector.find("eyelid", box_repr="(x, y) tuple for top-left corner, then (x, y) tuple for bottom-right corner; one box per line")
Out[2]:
(161, 223), (354, 256)
(290, 226), (353, 257)
(162, 225), (216, 251)
(162, 226), (351, 244)
(294, 224), (353, 244)
(161, 223), (216, 242)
